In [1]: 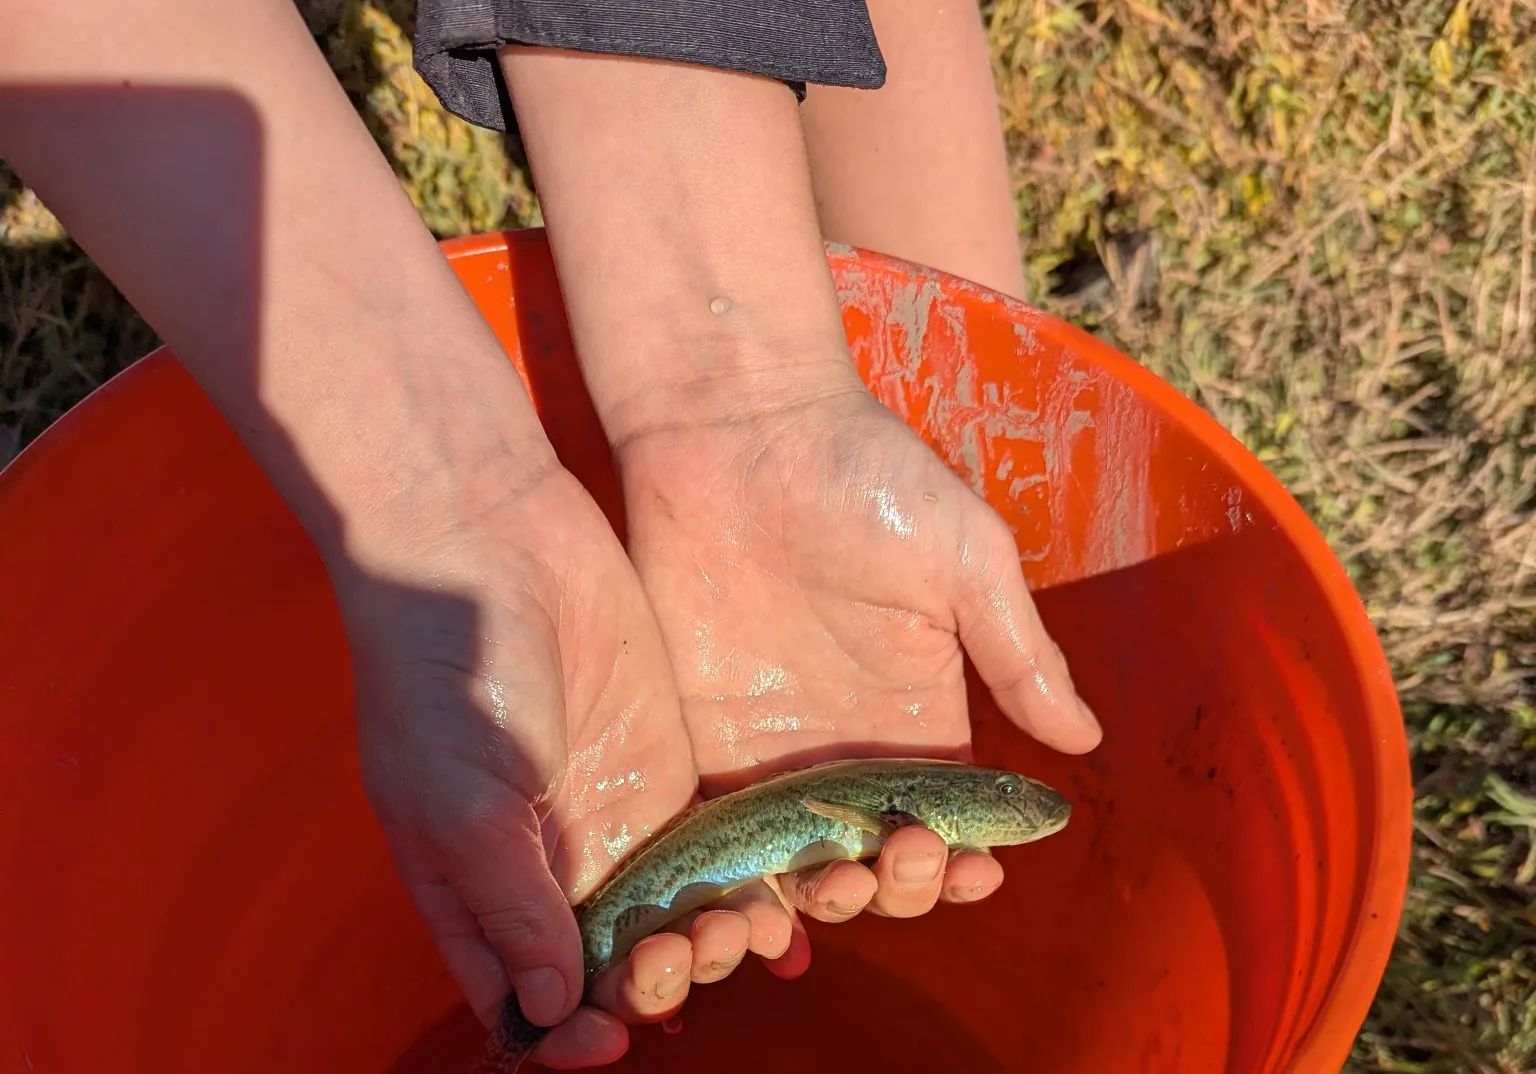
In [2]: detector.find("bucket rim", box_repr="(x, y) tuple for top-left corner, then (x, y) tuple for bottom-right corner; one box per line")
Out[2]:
(0, 226), (1413, 1072)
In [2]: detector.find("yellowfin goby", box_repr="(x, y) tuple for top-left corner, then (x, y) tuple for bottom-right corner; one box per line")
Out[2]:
(472, 757), (1072, 1073)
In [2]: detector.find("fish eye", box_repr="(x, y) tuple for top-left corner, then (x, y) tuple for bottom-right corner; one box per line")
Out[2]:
(996, 776), (1020, 796)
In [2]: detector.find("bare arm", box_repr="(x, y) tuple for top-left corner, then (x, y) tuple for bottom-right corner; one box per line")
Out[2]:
(498, 40), (1100, 914)
(498, 47), (866, 447)
(0, 0), (554, 566)
(801, 0), (1029, 298)
(0, 6), (715, 1062)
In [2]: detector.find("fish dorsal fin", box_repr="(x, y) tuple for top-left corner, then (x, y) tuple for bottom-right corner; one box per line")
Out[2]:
(801, 797), (916, 836)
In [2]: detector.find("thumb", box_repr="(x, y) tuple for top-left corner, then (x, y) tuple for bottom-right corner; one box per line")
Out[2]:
(951, 517), (1103, 754)
(435, 796), (586, 1029)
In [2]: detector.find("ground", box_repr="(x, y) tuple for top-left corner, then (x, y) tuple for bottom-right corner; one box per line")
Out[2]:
(1, 1), (1533, 1070)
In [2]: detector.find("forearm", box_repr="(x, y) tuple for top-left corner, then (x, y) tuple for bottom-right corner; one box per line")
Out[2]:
(801, 0), (1028, 298)
(0, 0), (554, 563)
(498, 48), (863, 445)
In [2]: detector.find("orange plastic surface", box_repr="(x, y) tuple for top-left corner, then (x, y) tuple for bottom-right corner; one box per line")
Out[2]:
(0, 230), (1412, 1073)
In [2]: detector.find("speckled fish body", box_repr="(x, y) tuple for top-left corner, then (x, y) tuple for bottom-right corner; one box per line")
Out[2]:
(473, 757), (1072, 1073)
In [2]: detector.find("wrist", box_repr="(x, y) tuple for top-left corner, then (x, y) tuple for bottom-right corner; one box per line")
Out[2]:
(247, 328), (561, 577)
(599, 327), (868, 450)
(498, 47), (869, 448)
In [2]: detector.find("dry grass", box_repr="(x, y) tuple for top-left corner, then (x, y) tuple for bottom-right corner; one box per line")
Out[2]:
(982, 4), (1536, 1069)
(2, 1), (1534, 1069)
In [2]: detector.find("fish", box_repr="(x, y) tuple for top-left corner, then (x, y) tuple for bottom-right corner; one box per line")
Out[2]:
(470, 756), (1072, 1073)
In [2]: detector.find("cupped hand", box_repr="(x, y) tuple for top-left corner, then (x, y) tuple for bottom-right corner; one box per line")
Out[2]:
(613, 369), (1103, 972)
(330, 461), (769, 1068)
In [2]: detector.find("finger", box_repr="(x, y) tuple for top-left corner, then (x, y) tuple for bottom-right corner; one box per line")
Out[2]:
(436, 797), (585, 1028)
(938, 848), (1004, 905)
(588, 932), (693, 1022)
(652, 907), (752, 984)
(676, 908), (752, 984)
(399, 867), (514, 1027)
(866, 825), (948, 918)
(761, 912), (813, 980)
(778, 858), (878, 922)
(953, 517), (1103, 753)
(717, 880), (795, 961)
(528, 1007), (630, 1070)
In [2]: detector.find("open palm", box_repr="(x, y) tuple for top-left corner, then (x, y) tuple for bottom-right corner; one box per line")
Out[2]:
(616, 386), (1102, 965)
(341, 467), (776, 1068)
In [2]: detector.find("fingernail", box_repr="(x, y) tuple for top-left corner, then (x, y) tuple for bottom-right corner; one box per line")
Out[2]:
(793, 863), (833, 903)
(825, 900), (861, 917)
(656, 966), (686, 999)
(894, 852), (943, 884)
(1077, 696), (1103, 734)
(708, 952), (744, 974)
(513, 966), (569, 1025)
(948, 881), (995, 903)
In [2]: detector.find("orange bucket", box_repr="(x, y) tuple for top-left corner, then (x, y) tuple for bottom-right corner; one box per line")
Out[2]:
(0, 231), (1411, 1073)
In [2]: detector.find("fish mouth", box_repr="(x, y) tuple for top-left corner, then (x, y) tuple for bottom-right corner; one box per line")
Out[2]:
(1039, 793), (1072, 834)
(1015, 783), (1072, 841)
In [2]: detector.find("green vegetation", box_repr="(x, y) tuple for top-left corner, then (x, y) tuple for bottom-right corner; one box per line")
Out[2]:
(2, 2), (1532, 1069)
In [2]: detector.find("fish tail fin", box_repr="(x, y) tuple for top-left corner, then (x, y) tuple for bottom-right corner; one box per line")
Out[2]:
(470, 993), (548, 1074)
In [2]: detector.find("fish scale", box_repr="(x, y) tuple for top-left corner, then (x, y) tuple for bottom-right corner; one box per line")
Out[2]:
(471, 756), (1072, 1073)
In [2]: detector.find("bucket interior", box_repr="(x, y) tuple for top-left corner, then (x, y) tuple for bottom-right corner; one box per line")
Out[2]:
(0, 232), (1407, 1074)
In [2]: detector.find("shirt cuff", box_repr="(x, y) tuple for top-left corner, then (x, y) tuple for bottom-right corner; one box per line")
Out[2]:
(412, 0), (888, 133)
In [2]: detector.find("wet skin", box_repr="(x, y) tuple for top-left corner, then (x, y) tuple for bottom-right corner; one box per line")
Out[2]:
(521, 390), (1103, 1068)
(490, 761), (1070, 1071)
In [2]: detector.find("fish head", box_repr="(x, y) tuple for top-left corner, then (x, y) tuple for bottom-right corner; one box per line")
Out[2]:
(903, 763), (1072, 848)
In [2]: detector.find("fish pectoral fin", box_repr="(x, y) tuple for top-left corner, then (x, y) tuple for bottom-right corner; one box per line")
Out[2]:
(801, 797), (901, 836)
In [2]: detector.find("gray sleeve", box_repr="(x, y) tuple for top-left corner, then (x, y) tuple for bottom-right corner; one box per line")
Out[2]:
(412, 0), (887, 133)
